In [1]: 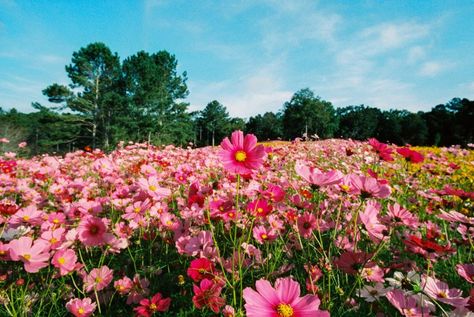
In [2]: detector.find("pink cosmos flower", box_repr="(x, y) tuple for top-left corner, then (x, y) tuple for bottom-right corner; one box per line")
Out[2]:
(295, 161), (343, 187)
(297, 212), (317, 239)
(243, 277), (329, 317)
(456, 264), (474, 284)
(134, 292), (171, 317)
(84, 265), (114, 293)
(52, 249), (77, 276)
(65, 297), (96, 317)
(386, 289), (428, 317)
(385, 203), (419, 228)
(40, 227), (65, 249)
(422, 275), (469, 307)
(8, 236), (50, 273)
(349, 174), (391, 199)
(359, 201), (388, 243)
(137, 176), (171, 200)
(192, 278), (226, 313)
(9, 205), (44, 227)
(247, 199), (272, 218)
(77, 216), (112, 247)
(127, 274), (150, 304)
(114, 276), (133, 295)
(220, 130), (265, 175)
(368, 138), (394, 161)
(252, 225), (277, 244)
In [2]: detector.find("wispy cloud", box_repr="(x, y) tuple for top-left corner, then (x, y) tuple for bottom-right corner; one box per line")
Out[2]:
(418, 61), (452, 77)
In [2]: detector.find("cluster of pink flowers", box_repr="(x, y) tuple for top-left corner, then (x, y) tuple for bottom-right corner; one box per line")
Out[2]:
(0, 130), (472, 316)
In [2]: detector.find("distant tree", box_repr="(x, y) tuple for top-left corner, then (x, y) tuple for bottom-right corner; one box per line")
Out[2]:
(122, 50), (192, 145)
(422, 104), (457, 146)
(282, 88), (337, 140)
(448, 98), (474, 146)
(246, 112), (283, 140)
(43, 42), (121, 149)
(398, 111), (428, 145)
(336, 105), (382, 140)
(196, 100), (231, 146)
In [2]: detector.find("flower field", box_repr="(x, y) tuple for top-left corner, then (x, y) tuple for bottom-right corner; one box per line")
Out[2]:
(1, 131), (473, 316)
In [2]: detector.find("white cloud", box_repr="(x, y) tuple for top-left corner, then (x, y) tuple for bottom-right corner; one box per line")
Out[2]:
(418, 61), (451, 77)
(407, 46), (426, 63)
(188, 63), (293, 118)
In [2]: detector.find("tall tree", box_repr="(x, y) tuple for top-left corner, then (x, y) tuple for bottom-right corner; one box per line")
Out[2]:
(282, 89), (338, 140)
(336, 105), (382, 140)
(43, 42), (121, 149)
(246, 112), (283, 140)
(196, 100), (231, 146)
(122, 50), (192, 145)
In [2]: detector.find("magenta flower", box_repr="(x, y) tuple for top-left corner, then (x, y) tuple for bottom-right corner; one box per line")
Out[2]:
(456, 264), (474, 284)
(187, 257), (215, 282)
(8, 236), (50, 273)
(134, 292), (171, 317)
(220, 130), (265, 174)
(243, 277), (329, 317)
(65, 297), (96, 317)
(192, 278), (226, 313)
(84, 265), (114, 293)
(52, 249), (77, 276)
(252, 225), (277, 244)
(422, 275), (469, 307)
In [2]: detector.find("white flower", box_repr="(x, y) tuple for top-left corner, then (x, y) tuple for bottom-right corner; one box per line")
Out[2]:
(357, 283), (391, 302)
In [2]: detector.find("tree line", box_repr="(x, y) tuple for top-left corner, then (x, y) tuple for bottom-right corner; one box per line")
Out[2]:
(0, 42), (473, 155)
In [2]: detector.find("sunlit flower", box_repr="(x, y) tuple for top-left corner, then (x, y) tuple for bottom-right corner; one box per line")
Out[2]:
(220, 130), (265, 174)
(243, 277), (329, 317)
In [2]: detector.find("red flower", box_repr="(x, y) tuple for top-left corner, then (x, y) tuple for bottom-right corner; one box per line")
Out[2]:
(134, 293), (171, 317)
(187, 258), (215, 282)
(334, 251), (373, 275)
(404, 235), (454, 257)
(368, 138), (394, 161)
(220, 130), (265, 175)
(397, 147), (424, 163)
(192, 279), (225, 313)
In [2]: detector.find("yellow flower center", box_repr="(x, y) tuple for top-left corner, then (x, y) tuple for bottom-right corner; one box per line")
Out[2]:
(58, 257), (66, 264)
(149, 185), (157, 191)
(257, 207), (264, 214)
(78, 307), (85, 315)
(95, 277), (102, 283)
(235, 150), (247, 162)
(261, 233), (268, 240)
(50, 238), (58, 244)
(53, 219), (60, 224)
(23, 215), (30, 221)
(150, 303), (157, 311)
(276, 303), (294, 317)
(166, 220), (173, 226)
(22, 254), (31, 261)
(438, 291), (447, 298)
(134, 207), (141, 213)
(340, 184), (350, 191)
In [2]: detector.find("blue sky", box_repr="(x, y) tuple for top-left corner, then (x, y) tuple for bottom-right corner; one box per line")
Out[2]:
(0, 0), (473, 118)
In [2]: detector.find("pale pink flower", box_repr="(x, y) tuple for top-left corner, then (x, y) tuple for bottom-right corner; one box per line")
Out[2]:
(349, 174), (391, 198)
(52, 249), (77, 276)
(357, 282), (390, 302)
(386, 289), (429, 317)
(295, 160), (343, 187)
(18, 142), (27, 148)
(361, 264), (385, 282)
(8, 236), (50, 273)
(252, 225), (277, 244)
(456, 264), (474, 284)
(243, 277), (329, 317)
(386, 203), (419, 228)
(65, 297), (96, 317)
(137, 176), (171, 200)
(114, 276), (133, 295)
(422, 275), (469, 307)
(84, 266), (114, 292)
(220, 130), (265, 174)
(359, 201), (388, 242)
